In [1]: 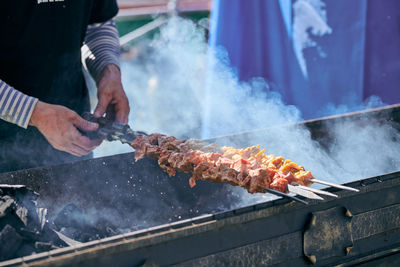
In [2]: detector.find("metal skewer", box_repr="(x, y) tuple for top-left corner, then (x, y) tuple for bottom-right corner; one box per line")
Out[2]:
(295, 185), (338, 198)
(287, 185), (324, 200)
(264, 187), (309, 205)
(310, 179), (359, 192)
(82, 112), (357, 197)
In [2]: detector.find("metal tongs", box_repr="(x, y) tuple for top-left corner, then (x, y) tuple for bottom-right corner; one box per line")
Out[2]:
(81, 112), (147, 145)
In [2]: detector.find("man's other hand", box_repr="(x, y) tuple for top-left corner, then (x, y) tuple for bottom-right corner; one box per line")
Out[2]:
(29, 101), (102, 156)
(94, 64), (130, 124)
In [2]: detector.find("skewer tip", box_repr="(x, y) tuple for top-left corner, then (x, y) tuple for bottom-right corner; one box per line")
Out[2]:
(311, 179), (359, 192)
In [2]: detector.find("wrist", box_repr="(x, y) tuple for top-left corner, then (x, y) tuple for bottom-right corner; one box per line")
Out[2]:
(29, 101), (47, 127)
(97, 64), (121, 85)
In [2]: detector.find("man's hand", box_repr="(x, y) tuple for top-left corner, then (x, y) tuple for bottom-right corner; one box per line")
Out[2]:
(29, 101), (102, 156)
(94, 64), (130, 124)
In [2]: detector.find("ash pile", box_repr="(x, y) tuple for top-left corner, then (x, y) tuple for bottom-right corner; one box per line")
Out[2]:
(0, 184), (121, 262)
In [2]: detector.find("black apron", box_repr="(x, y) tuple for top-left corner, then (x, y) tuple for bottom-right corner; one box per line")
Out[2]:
(0, 0), (118, 173)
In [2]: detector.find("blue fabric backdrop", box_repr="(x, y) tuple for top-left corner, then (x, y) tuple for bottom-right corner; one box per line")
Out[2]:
(209, 0), (400, 120)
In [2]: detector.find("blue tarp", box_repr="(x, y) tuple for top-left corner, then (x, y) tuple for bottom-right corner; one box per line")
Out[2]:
(209, 0), (400, 120)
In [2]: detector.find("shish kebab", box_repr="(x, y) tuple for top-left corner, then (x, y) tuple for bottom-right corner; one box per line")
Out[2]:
(83, 113), (358, 204)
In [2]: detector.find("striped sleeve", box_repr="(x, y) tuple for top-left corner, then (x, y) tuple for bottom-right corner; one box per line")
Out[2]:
(0, 79), (38, 129)
(82, 18), (120, 83)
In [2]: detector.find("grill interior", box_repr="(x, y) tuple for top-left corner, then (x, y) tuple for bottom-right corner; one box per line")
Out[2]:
(1, 104), (400, 266)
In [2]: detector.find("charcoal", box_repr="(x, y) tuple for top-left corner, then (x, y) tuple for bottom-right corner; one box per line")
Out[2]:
(54, 203), (90, 230)
(39, 225), (67, 247)
(0, 185), (38, 202)
(53, 203), (121, 242)
(0, 195), (16, 216)
(106, 226), (119, 236)
(0, 224), (23, 260)
(53, 210), (120, 242)
(59, 227), (82, 241)
(35, 242), (57, 253)
(1, 189), (41, 231)
(14, 243), (36, 259)
(36, 207), (47, 230)
(79, 232), (97, 243)
(19, 227), (41, 240)
(20, 221), (66, 248)
(15, 206), (28, 226)
(57, 224), (102, 243)
(0, 197), (25, 231)
(0, 185), (66, 261)
(1, 184), (126, 261)
(95, 217), (121, 237)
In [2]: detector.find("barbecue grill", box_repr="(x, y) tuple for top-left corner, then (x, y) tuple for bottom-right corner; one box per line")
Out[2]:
(1, 104), (400, 266)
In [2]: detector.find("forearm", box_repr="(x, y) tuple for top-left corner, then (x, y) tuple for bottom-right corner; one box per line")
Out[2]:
(0, 79), (38, 128)
(82, 18), (121, 83)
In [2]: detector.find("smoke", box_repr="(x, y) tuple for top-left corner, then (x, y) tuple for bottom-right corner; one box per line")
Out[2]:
(327, 118), (400, 179)
(320, 95), (386, 117)
(94, 17), (301, 156)
(201, 59), (301, 138)
(93, 16), (400, 210)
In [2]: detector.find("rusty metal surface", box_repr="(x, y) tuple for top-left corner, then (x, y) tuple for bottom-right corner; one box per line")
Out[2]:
(303, 207), (353, 263)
